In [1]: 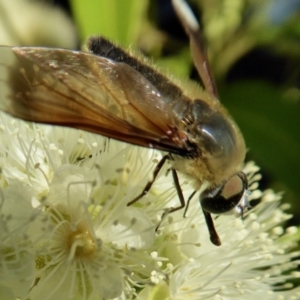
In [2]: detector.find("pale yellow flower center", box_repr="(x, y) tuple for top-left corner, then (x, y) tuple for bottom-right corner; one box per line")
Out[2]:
(66, 226), (97, 260)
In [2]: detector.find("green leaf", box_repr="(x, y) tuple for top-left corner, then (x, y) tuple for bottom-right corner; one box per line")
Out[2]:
(70, 0), (148, 46)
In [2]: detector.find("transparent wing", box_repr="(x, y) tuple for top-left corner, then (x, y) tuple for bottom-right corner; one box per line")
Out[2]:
(0, 46), (190, 154)
(172, 0), (218, 97)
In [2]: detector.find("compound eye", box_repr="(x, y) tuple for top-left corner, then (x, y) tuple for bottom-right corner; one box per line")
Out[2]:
(200, 172), (248, 215)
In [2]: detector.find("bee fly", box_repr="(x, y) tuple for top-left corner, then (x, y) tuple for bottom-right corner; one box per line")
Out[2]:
(0, 0), (249, 246)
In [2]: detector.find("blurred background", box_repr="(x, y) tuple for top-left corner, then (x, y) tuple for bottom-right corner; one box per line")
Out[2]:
(0, 0), (299, 228)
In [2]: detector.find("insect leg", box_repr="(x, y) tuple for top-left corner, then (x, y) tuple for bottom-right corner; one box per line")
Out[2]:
(183, 190), (197, 217)
(168, 169), (186, 213)
(201, 208), (221, 246)
(155, 169), (186, 232)
(127, 154), (170, 206)
(172, 0), (218, 97)
(163, 178), (222, 247)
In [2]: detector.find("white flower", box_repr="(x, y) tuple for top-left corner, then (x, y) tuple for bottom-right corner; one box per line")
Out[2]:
(0, 182), (37, 299)
(29, 163), (157, 300)
(140, 164), (300, 299)
(0, 112), (299, 300)
(0, 114), (166, 299)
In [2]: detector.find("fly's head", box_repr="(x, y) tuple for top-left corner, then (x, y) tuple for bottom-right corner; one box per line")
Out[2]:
(200, 172), (250, 217)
